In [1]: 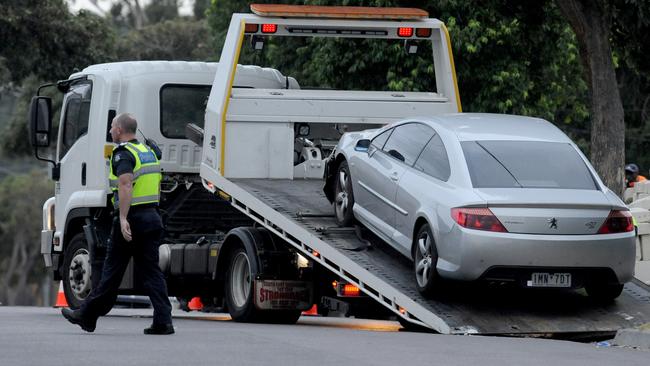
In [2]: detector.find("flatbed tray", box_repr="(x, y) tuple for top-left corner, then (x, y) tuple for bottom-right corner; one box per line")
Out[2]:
(232, 178), (650, 336)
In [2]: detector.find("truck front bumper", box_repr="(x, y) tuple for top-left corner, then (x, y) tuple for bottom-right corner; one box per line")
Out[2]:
(41, 229), (53, 267)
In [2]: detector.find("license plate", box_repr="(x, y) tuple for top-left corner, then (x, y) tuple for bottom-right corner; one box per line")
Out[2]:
(527, 273), (572, 288)
(254, 280), (313, 310)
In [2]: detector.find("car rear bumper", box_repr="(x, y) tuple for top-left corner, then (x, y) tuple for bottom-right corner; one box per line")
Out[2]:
(437, 226), (636, 284)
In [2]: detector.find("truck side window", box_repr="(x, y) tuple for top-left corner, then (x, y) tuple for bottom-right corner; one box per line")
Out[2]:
(382, 123), (434, 166)
(160, 84), (211, 139)
(60, 81), (92, 158)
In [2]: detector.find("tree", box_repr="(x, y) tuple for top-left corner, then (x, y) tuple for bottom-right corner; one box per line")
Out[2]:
(610, 1), (650, 174)
(0, 1), (117, 84)
(0, 171), (54, 306)
(193, 0), (210, 19)
(144, 0), (180, 24)
(0, 1), (116, 156)
(116, 18), (214, 61)
(557, 1), (625, 193)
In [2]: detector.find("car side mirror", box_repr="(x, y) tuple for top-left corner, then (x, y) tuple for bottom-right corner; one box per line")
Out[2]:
(354, 139), (371, 152)
(29, 96), (53, 148)
(388, 149), (405, 162)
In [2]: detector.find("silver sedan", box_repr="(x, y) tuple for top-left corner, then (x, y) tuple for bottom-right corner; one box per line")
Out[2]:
(324, 113), (636, 300)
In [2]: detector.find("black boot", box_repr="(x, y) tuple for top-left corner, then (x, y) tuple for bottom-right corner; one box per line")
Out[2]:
(61, 308), (96, 333)
(144, 323), (175, 335)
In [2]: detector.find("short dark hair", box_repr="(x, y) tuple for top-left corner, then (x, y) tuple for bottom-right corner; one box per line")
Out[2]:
(115, 113), (137, 134)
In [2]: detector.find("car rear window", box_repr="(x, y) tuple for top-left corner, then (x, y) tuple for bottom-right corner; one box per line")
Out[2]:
(461, 141), (598, 190)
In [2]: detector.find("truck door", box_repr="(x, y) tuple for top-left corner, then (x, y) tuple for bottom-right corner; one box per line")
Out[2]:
(55, 79), (93, 235)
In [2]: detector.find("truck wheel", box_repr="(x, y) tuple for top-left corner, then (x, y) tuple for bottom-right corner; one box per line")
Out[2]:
(334, 160), (355, 227)
(413, 224), (440, 297)
(225, 246), (263, 322)
(585, 283), (624, 302)
(62, 233), (92, 309)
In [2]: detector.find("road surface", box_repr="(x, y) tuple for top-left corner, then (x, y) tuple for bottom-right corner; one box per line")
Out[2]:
(0, 306), (646, 366)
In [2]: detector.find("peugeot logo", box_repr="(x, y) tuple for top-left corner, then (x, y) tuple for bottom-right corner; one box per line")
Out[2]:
(548, 218), (558, 229)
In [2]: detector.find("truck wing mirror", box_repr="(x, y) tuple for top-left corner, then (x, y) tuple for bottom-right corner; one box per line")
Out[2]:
(29, 96), (53, 148)
(354, 139), (371, 152)
(185, 122), (204, 146)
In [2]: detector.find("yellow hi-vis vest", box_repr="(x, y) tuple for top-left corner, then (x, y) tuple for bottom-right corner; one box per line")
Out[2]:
(109, 142), (162, 209)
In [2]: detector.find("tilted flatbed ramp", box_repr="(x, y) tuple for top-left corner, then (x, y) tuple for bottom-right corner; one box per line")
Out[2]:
(209, 176), (650, 335)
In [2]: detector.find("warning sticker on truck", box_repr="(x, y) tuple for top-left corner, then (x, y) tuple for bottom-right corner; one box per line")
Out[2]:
(254, 280), (312, 311)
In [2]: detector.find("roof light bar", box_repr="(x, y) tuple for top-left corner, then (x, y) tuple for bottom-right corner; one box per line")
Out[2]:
(250, 4), (428, 20)
(288, 27), (388, 36)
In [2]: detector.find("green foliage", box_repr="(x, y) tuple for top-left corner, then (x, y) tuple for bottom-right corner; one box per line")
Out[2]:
(1, 77), (63, 157)
(611, 0), (650, 173)
(0, 170), (53, 305)
(194, 0), (211, 19)
(116, 19), (214, 61)
(0, 1), (117, 83)
(436, 1), (590, 147)
(145, 0), (180, 24)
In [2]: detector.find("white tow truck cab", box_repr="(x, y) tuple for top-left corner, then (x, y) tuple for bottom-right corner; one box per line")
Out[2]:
(33, 61), (309, 312)
(30, 4), (650, 334)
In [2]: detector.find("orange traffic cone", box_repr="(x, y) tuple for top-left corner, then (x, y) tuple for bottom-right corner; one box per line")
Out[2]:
(302, 304), (318, 316)
(188, 297), (203, 311)
(54, 281), (68, 307)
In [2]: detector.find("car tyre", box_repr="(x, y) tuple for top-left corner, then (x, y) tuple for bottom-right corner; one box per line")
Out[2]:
(334, 160), (355, 227)
(413, 224), (440, 297)
(585, 283), (624, 302)
(62, 233), (93, 310)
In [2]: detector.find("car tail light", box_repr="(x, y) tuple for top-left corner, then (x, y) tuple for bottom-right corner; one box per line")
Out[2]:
(451, 207), (508, 232)
(597, 210), (634, 234)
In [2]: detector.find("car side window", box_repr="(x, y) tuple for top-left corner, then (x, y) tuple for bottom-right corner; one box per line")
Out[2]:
(414, 133), (451, 181)
(59, 81), (92, 159)
(382, 123), (434, 165)
(370, 128), (393, 150)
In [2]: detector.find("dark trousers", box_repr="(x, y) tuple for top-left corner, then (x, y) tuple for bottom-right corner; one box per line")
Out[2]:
(80, 213), (172, 325)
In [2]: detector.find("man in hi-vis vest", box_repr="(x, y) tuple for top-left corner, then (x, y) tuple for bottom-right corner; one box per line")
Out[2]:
(62, 113), (173, 335)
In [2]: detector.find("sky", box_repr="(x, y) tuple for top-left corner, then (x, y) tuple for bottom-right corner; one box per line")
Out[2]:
(65, 0), (194, 17)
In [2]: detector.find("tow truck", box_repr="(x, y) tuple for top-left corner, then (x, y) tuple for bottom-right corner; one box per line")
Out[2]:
(31, 4), (650, 336)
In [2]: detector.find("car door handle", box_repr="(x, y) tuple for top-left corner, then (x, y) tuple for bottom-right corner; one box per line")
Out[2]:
(390, 171), (400, 181)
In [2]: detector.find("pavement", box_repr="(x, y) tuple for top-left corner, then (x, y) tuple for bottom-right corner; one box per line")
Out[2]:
(1, 306), (649, 366)
(614, 323), (650, 350)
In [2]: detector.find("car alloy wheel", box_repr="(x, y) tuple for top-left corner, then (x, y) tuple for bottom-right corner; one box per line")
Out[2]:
(414, 223), (439, 296)
(334, 161), (355, 226)
(415, 232), (433, 287)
